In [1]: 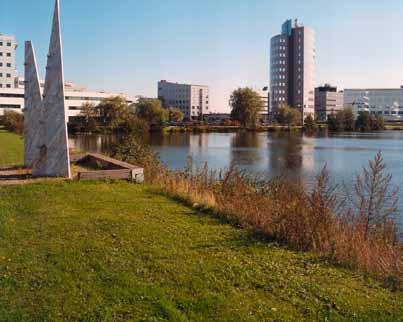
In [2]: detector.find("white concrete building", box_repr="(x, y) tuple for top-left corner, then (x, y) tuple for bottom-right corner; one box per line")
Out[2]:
(158, 80), (210, 119)
(315, 85), (344, 122)
(0, 33), (18, 89)
(254, 86), (270, 122)
(0, 80), (133, 118)
(270, 19), (316, 119)
(344, 87), (403, 121)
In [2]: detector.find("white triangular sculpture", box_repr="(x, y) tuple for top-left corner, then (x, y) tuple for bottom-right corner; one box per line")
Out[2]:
(24, 41), (44, 169)
(24, 0), (71, 178)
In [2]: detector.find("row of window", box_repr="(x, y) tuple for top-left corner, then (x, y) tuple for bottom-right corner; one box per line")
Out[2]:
(0, 63), (12, 67)
(0, 42), (12, 47)
(0, 52), (12, 57)
(0, 73), (12, 78)
(0, 84), (12, 88)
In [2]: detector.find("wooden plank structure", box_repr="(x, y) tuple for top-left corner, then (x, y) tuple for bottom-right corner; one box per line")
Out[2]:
(74, 153), (144, 183)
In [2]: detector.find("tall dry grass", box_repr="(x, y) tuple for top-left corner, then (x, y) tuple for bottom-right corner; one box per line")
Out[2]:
(113, 139), (402, 287)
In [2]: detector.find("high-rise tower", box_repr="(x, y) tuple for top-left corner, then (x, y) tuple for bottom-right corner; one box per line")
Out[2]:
(270, 19), (316, 119)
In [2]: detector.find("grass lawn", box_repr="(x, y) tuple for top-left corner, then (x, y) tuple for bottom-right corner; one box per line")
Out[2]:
(0, 129), (23, 167)
(0, 181), (401, 321)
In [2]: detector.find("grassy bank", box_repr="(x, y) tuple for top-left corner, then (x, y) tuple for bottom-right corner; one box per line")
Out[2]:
(0, 181), (402, 321)
(0, 129), (23, 167)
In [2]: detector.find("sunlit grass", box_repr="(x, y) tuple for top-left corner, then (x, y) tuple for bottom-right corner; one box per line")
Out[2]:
(0, 129), (23, 167)
(0, 181), (401, 321)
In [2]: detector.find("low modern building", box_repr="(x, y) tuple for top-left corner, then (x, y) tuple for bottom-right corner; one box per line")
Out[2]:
(0, 33), (18, 89)
(255, 86), (270, 122)
(0, 80), (133, 118)
(158, 80), (210, 119)
(344, 87), (403, 121)
(314, 84), (344, 121)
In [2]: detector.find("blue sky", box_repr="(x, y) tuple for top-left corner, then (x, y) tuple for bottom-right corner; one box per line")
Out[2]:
(2, 0), (403, 112)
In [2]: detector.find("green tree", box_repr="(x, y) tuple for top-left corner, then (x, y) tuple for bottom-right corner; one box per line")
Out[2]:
(356, 112), (372, 132)
(80, 102), (98, 132)
(344, 108), (355, 131)
(371, 114), (385, 131)
(168, 108), (184, 123)
(135, 98), (168, 128)
(327, 114), (338, 131)
(1, 110), (24, 135)
(335, 110), (345, 131)
(276, 106), (301, 127)
(303, 114), (318, 133)
(230, 88), (264, 128)
(96, 96), (130, 130)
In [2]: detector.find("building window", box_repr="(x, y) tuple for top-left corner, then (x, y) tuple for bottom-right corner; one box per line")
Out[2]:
(7, 63), (11, 67)
(6, 84), (11, 88)
(0, 73), (2, 77)
(0, 53), (2, 56)
(7, 42), (11, 46)
(6, 74), (11, 78)
(7, 53), (11, 57)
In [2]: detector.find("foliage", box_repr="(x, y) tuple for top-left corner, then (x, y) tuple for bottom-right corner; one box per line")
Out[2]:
(352, 151), (399, 240)
(344, 108), (355, 131)
(80, 102), (98, 132)
(96, 96), (131, 131)
(110, 134), (160, 181)
(303, 114), (318, 133)
(1, 110), (24, 135)
(134, 98), (168, 128)
(167, 107), (184, 123)
(151, 153), (402, 283)
(355, 111), (372, 132)
(0, 181), (401, 321)
(230, 88), (264, 128)
(276, 106), (302, 127)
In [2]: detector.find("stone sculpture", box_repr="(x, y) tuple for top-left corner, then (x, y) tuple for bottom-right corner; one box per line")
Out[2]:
(24, 0), (71, 178)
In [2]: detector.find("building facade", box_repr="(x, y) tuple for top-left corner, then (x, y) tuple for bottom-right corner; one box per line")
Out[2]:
(158, 80), (209, 119)
(315, 84), (344, 121)
(255, 86), (270, 122)
(270, 19), (316, 119)
(0, 80), (132, 118)
(0, 33), (18, 89)
(344, 87), (403, 121)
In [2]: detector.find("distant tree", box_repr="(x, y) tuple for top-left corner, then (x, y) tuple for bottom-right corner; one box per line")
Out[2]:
(168, 108), (184, 123)
(1, 110), (24, 135)
(335, 110), (345, 131)
(134, 98), (168, 128)
(327, 114), (338, 131)
(276, 105), (301, 127)
(371, 114), (385, 131)
(80, 102), (98, 132)
(356, 111), (372, 132)
(344, 108), (355, 131)
(96, 96), (130, 130)
(303, 114), (318, 133)
(230, 88), (264, 128)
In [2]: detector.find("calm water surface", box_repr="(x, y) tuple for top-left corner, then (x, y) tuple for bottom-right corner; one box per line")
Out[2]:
(69, 131), (403, 231)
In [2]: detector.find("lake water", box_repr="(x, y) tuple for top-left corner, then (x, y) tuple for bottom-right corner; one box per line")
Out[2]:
(69, 131), (403, 231)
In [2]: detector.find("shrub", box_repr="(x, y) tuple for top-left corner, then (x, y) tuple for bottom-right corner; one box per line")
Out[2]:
(1, 110), (24, 135)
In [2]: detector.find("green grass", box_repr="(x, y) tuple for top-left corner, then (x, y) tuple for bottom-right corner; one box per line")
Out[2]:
(0, 129), (23, 167)
(0, 181), (401, 321)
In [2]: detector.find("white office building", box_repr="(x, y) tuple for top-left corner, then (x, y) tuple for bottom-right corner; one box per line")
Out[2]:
(0, 79), (133, 118)
(344, 87), (403, 121)
(0, 33), (18, 89)
(158, 80), (210, 119)
(315, 84), (344, 121)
